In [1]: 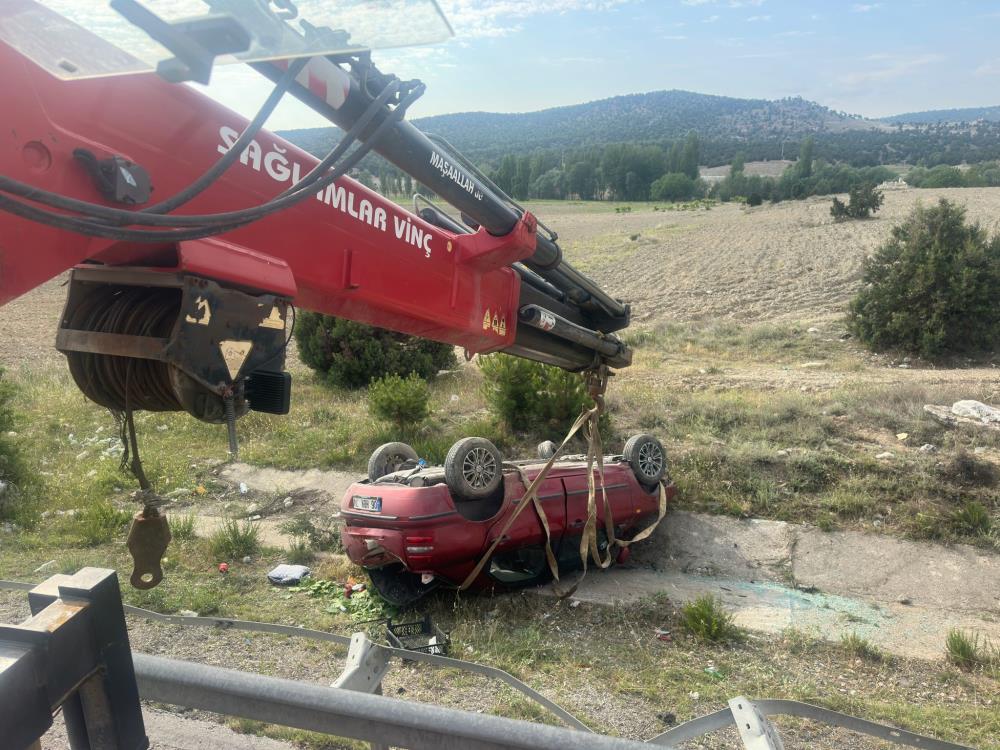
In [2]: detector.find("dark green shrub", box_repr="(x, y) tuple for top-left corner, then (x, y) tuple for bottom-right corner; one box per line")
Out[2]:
(479, 354), (604, 436)
(746, 192), (763, 207)
(295, 313), (456, 389)
(650, 172), (697, 202)
(831, 183), (883, 220)
(847, 200), (1000, 358)
(368, 373), (430, 430)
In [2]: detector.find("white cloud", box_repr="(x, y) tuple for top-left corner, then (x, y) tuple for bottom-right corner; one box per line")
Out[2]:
(839, 53), (944, 87)
(729, 0), (766, 6)
(975, 58), (1000, 77)
(681, 0), (716, 5)
(436, 1), (633, 39)
(703, 14), (721, 22)
(663, 34), (689, 40)
(775, 29), (815, 37)
(746, 14), (771, 22)
(851, 3), (882, 12)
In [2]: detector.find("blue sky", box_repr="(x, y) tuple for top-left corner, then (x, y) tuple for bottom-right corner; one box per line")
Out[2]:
(201, 0), (1000, 130)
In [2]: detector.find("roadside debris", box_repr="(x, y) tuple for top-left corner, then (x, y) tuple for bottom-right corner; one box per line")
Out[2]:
(218, 562), (229, 574)
(267, 563), (311, 586)
(875, 451), (894, 460)
(919, 444), (938, 454)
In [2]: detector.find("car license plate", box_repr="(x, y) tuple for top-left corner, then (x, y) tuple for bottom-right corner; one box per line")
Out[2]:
(353, 495), (382, 512)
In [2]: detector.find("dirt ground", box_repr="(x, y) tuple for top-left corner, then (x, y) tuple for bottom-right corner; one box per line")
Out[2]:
(532, 187), (1000, 326)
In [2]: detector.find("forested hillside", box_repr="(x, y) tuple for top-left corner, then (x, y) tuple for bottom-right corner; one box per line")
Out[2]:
(281, 89), (1000, 170)
(884, 105), (1000, 124)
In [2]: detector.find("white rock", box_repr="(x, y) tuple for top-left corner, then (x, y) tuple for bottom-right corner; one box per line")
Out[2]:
(450, 394), (459, 402)
(239, 482), (249, 494)
(688, 691), (700, 700)
(283, 497), (294, 509)
(807, 327), (820, 334)
(245, 504), (259, 515)
(875, 451), (894, 460)
(952, 400), (1000, 424)
(242, 555), (252, 564)
(178, 609), (199, 618)
(919, 444), (938, 453)
(974, 446), (987, 455)
(250, 514), (262, 521)
(156, 424), (169, 432)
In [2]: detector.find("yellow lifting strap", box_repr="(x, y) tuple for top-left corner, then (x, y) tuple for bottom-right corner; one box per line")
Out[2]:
(460, 367), (668, 594)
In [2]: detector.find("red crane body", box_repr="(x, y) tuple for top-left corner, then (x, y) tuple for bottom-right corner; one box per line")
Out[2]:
(0, 39), (531, 355)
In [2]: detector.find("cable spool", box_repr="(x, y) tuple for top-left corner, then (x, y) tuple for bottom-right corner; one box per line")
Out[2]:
(63, 284), (243, 425)
(65, 286), (182, 412)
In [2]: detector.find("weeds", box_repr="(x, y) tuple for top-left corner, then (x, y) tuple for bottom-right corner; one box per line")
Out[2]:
(679, 595), (743, 643)
(76, 502), (132, 546)
(209, 518), (261, 560)
(946, 629), (998, 671)
(947, 629), (983, 670)
(286, 537), (315, 565)
(949, 501), (993, 537)
(840, 632), (885, 662)
(171, 513), (197, 540)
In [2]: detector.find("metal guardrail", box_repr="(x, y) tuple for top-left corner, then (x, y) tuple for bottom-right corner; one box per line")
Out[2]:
(0, 575), (980, 750)
(133, 653), (642, 750)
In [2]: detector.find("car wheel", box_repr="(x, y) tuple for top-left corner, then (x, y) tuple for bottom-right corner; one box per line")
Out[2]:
(537, 440), (557, 459)
(368, 442), (418, 482)
(444, 437), (503, 500)
(623, 434), (666, 486)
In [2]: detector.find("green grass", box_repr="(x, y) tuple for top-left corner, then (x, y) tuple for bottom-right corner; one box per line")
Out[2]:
(76, 501), (133, 546)
(840, 632), (886, 662)
(946, 629), (998, 672)
(170, 512), (197, 540)
(678, 595), (743, 643)
(209, 519), (261, 561)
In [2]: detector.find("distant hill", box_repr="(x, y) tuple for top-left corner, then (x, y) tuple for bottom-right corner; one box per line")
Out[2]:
(281, 89), (886, 162)
(883, 106), (1000, 125)
(279, 90), (1000, 170)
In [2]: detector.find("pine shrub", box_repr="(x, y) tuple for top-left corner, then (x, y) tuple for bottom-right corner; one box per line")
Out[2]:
(831, 183), (884, 220)
(368, 373), (430, 430)
(479, 354), (604, 436)
(848, 199), (1000, 358)
(295, 313), (456, 389)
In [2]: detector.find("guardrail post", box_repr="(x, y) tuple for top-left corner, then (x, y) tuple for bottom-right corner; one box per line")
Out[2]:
(331, 633), (393, 750)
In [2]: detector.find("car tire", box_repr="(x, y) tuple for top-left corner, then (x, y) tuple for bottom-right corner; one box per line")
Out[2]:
(444, 437), (503, 500)
(537, 440), (557, 459)
(367, 442), (418, 482)
(623, 434), (666, 487)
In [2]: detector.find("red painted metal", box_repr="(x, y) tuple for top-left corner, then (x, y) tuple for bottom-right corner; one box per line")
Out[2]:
(0, 38), (531, 354)
(341, 461), (675, 593)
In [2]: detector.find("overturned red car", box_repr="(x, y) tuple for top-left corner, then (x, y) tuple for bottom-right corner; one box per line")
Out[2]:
(341, 434), (675, 605)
